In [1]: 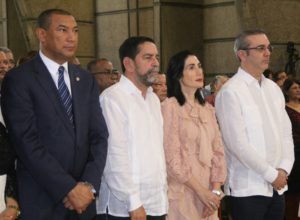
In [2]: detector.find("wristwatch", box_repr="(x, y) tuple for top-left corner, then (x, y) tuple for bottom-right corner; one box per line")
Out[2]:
(212, 189), (224, 198)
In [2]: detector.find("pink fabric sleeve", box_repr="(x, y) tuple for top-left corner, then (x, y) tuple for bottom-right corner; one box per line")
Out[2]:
(162, 99), (192, 184)
(209, 106), (227, 183)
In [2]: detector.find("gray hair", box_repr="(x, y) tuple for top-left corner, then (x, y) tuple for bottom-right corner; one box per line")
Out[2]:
(233, 29), (266, 60)
(0, 47), (12, 53)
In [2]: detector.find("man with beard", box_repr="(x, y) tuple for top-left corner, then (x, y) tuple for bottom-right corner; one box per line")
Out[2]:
(215, 29), (294, 220)
(95, 36), (168, 220)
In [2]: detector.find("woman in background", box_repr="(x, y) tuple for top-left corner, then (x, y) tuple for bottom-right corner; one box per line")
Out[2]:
(282, 78), (300, 220)
(162, 50), (226, 220)
(0, 120), (19, 220)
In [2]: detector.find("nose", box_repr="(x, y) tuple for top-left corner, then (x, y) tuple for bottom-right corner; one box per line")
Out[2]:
(152, 57), (159, 67)
(197, 66), (203, 76)
(265, 48), (271, 56)
(67, 30), (78, 42)
(162, 83), (167, 92)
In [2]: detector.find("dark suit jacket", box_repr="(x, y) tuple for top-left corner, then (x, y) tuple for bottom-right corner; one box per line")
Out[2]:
(1, 55), (108, 220)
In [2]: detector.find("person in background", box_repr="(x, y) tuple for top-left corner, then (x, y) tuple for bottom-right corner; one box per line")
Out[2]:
(69, 56), (81, 67)
(263, 68), (274, 80)
(0, 52), (8, 82)
(205, 75), (228, 106)
(0, 47), (15, 70)
(215, 29), (294, 220)
(96, 36), (168, 220)
(282, 78), (300, 220)
(0, 118), (19, 220)
(1, 8), (108, 220)
(152, 72), (167, 102)
(87, 58), (120, 93)
(273, 70), (288, 89)
(162, 50), (226, 220)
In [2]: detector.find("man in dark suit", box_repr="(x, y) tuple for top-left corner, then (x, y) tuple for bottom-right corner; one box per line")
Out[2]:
(1, 9), (108, 220)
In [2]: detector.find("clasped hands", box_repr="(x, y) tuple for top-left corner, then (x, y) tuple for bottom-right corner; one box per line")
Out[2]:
(198, 189), (221, 218)
(272, 168), (288, 191)
(63, 182), (95, 214)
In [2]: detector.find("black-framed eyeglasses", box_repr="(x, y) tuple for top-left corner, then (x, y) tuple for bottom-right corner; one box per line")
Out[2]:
(241, 45), (273, 53)
(92, 69), (119, 75)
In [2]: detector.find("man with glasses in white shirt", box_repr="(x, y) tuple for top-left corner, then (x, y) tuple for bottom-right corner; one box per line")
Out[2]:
(215, 29), (294, 220)
(95, 36), (168, 220)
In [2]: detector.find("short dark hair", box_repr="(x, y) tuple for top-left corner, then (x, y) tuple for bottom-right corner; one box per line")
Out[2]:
(37, 8), (72, 30)
(234, 29), (267, 60)
(273, 70), (286, 82)
(119, 36), (155, 73)
(282, 78), (300, 102)
(166, 50), (205, 106)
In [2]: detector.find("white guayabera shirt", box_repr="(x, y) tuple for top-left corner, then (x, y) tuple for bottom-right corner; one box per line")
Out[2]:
(215, 67), (294, 197)
(97, 75), (168, 217)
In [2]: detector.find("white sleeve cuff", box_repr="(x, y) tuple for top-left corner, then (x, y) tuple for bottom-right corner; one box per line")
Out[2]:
(278, 159), (295, 175)
(263, 166), (278, 183)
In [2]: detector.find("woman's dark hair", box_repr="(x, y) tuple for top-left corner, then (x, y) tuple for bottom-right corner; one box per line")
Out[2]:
(166, 50), (205, 106)
(282, 78), (300, 102)
(263, 69), (274, 79)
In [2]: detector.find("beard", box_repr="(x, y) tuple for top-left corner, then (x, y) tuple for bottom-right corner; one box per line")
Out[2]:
(137, 69), (158, 87)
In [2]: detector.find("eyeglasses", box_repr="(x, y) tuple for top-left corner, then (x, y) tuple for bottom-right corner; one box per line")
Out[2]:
(92, 69), (119, 75)
(241, 45), (273, 53)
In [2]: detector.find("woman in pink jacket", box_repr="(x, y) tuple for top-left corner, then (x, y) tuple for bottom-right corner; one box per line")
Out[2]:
(162, 50), (227, 220)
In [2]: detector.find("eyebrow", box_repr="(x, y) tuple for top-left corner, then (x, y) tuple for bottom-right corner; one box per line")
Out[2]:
(57, 24), (78, 29)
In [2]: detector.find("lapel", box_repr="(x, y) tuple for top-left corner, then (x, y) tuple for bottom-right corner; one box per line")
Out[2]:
(33, 55), (75, 138)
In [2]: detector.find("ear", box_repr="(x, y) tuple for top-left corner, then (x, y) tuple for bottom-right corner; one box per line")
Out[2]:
(237, 50), (247, 62)
(35, 28), (47, 43)
(123, 57), (134, 73)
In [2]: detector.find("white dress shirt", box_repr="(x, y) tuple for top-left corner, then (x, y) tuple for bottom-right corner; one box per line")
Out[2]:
(215, 67), (294, 197)
(39, 51), (72, 95)
(97, 75), (168, 217)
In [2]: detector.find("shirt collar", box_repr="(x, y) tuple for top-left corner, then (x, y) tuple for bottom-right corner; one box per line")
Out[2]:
(119, 74), (153, 96)
(39, 50), (68, 75)
(237, 67), (267, 86)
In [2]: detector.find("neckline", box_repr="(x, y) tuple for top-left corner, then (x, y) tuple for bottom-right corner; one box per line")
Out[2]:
(286, 103), (300, 114)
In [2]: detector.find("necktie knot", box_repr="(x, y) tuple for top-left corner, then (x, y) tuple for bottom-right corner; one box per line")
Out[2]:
(58, 66), (64, 76)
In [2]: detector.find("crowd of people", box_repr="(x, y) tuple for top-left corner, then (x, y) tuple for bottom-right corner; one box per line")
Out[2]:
(0, 8), (299, 220)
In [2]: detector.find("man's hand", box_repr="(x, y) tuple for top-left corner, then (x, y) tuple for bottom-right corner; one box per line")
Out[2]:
(272, 169), (288, 190)
(64, 182), (95, 214)
(129, 206), (146, 220)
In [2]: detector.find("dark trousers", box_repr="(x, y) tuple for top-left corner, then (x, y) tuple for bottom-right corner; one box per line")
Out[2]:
(94, 214), (166, 220)
(229, 191), (285, 220)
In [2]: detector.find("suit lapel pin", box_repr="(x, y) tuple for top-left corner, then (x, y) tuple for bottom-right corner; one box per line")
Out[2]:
(76, 77), (80, 82)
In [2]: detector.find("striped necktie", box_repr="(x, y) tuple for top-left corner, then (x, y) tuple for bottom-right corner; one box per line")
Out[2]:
(58, 66), (73, 124)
